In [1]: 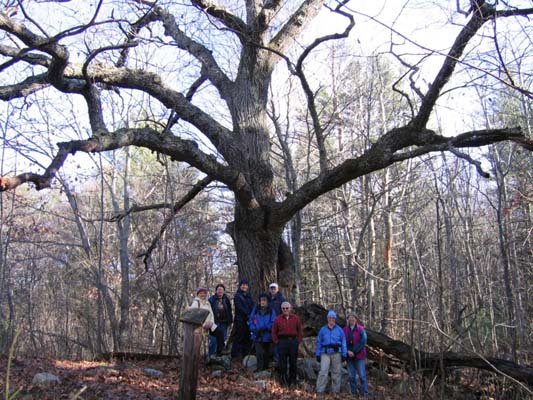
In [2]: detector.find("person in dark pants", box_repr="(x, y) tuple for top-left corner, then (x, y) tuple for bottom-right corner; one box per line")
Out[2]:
(230, 279), (254, 360)
(208, 283), (233, 356)
(189, 287), (225, 357)
(267, 282), (286, 365)
(248, 294), (276, 371)
(272, 301), (303, 387)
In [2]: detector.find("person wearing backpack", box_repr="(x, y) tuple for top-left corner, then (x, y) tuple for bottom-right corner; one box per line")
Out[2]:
(343, 312), (369, 396)
(248, 294), (276, 370)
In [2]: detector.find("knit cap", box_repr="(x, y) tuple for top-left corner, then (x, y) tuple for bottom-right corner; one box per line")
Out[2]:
(196, 287), (207, 295)
(327, 310), (337, 319)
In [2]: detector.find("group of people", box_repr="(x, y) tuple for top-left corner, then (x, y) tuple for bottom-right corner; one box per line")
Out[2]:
(188, 279), (368, 396)
(316, 310), (369, 396)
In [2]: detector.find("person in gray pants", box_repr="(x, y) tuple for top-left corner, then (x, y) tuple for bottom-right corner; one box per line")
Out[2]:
(315, 310), (347, 394)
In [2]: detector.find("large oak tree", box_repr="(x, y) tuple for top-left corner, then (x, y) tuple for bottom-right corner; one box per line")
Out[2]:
(0, 0), (532, 295)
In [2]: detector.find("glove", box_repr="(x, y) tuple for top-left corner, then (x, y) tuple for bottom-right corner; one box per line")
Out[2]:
(316, 355), (321, 363)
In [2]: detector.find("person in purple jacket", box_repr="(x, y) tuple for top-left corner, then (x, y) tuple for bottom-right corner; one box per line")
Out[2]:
(343, 312), (369, 396)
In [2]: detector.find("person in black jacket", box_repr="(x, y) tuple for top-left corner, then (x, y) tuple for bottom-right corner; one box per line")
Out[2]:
(267, 283), (286, 316)
(230, 279), (254, 360)
(208, 283), (233, 356)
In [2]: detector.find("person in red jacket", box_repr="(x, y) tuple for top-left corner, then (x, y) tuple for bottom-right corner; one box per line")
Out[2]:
(272, 301), (303, 387)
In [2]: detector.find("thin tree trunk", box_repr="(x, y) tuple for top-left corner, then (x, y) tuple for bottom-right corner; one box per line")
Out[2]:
(494, 165), (518, 362)
(381, 168), (393, 336)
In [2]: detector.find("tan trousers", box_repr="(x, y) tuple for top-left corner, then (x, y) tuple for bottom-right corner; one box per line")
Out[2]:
(316, 352), (342, 393)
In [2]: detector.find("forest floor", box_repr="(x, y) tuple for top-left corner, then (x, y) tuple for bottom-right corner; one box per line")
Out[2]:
(0, 354), (520, 399)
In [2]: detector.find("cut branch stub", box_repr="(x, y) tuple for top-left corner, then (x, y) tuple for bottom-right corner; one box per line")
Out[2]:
(179, 308), (209, 326)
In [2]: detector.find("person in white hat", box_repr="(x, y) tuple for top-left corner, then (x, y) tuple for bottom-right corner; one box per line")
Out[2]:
(267, 282), (286, 366)
(267, 283), (286, 315)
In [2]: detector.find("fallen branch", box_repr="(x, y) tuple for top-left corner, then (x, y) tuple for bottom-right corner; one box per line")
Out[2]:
(295, 303), (533, 386)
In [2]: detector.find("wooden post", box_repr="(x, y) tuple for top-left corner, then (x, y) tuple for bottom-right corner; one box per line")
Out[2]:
(178, 308), (209, 400)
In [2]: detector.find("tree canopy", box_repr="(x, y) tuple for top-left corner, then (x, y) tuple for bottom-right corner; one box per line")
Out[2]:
(0, 0), (532, 289)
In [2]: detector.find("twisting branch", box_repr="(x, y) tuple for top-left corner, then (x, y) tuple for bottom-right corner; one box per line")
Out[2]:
(411, 6), (489, 129)
(163, 74), (208, 135)
(0, 73), (49, 100)
(0, 140), (73, 191)
(274, 126), (529, 224)
(448, 148), (490, 178)
(116, 5), (158, 68)
(267, 0), (325, 64)
(190, 0), (250, 38)
(142, 4), (233, 98)
(294, 1), (354, 173)
(349, 5), (533, 123)
(0, 127), (256, 208)
(137, 176), (214, 269)
(0, 44), (50, 71)
(82, 43), (139, 85)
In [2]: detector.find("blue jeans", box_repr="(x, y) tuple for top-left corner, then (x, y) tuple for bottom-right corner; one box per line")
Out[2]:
(209, 322), (228, 356)
(347, 358), (368, 395)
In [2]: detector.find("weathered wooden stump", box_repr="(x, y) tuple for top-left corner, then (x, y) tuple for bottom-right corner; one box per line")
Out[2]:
(178, 308), (210, 400)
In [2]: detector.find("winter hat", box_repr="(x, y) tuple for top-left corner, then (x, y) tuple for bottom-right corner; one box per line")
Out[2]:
(258, 293), (269, 302)
(239, 279), (249, 286)
(269, 283), (278, 289)
(327, 310), (337, 319)
(196, 287), (207, 295)
(347, 311), (358, 319)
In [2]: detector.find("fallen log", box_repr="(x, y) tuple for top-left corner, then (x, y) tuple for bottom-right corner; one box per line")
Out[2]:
(294, 303), (533, 386)
(96, 352), (179, 361)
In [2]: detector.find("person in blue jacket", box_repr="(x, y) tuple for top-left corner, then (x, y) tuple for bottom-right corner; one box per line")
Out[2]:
(230, 279), (255, 360)
(315, 310), (347, 394)
(248, 294), (276, 370)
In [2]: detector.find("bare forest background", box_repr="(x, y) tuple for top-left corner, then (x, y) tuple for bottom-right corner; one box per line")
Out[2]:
(0, 0), (531, 396)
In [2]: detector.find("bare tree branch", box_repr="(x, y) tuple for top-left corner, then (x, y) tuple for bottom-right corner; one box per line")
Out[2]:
(267, 0), (325, 68)
(0, 73), (49, 100)
(0, 127), (256, 206)
(191, 0), (250, 37)
(146, 4), (234, 98)
(0, 44), (50, 71)
(294, 1), (353, 173)
(136, 175), (214, 268)
(411, 6), (489, 129)
(274, 126), (528, 224)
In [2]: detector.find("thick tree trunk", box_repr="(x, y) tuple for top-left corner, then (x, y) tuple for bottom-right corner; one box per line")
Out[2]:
(232, 206), (281, 296)
(228, 45), (296, 297)
(295, 303), (533, 385)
